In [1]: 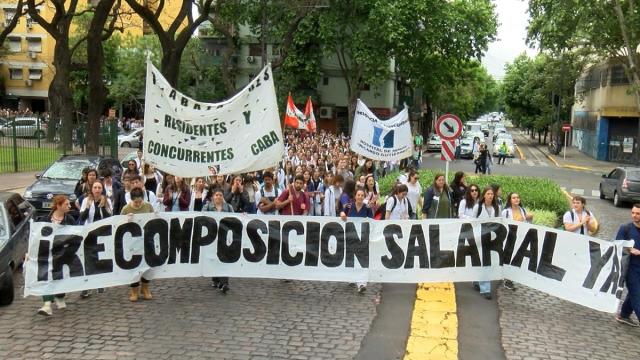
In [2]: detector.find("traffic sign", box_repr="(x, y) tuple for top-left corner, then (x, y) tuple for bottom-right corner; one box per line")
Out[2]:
(441, 140), (456, 161)
(435, 114), (462, 140)
(562, 123), (571, 132)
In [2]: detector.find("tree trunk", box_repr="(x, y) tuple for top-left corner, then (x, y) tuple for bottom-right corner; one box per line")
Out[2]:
(160, 46), (185, 88)
(347, 88), (361, 133)
(85, 0), (115, 155)
(50, 38), (74, 152)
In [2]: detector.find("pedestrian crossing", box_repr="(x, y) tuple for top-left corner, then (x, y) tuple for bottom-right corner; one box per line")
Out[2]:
(422, 153), (549, 167)
(561, 187), (601, 198)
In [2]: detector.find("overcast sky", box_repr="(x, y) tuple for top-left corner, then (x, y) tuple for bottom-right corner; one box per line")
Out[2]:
(481, 0), (538, 80)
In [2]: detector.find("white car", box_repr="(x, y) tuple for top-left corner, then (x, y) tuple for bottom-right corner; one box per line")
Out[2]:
(493, 139), (515, 157)
(494, 132), (513, 143)
(118, 128), (143, 148)
(426, 134), (442, 152)
(459, 137), (476, 159)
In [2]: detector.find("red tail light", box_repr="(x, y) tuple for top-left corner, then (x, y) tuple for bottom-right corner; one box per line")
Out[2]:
(623, 177), (629, 189)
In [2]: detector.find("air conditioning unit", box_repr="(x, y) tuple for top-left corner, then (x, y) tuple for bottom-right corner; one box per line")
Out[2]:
(246, 56), (255, 64)
(25, 79), (33, 86)
(29, 51), (37, 59)
(319, 106), (333, 119)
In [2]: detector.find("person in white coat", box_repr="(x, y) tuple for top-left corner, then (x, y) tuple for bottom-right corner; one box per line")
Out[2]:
(323, 174), (343, 217)
(472, 186), (501, 300)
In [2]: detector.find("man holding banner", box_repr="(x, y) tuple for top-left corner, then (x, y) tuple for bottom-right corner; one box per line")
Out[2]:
(615, 204), (640, 327)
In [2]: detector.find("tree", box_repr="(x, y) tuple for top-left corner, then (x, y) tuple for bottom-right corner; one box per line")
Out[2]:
(27, 0), (87, 150)
(124, 0), (214, 86)
(394, 0), (498, 137)
(84, 0), (123, 154)
(528, 0), (640, 109)
(317, 0), (406, 125)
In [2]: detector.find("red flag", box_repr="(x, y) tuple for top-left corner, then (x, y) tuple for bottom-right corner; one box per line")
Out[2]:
(284, 93), (307, 130)
(304, 97), (317, 133)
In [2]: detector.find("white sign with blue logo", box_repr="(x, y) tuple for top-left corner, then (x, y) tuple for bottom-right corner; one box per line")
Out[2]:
(349, 99), (412, 161)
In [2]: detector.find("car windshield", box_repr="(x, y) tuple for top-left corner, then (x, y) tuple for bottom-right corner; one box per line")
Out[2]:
(0, 206), (7, 240)
(41, 159), (94, 180)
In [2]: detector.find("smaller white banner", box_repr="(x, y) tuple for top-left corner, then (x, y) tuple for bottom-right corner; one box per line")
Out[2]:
(349, 100), (412, 161)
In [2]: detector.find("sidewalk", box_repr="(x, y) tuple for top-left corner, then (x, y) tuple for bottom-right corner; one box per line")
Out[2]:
(0, 171), (38, 192)
(514, 129), (623, 173)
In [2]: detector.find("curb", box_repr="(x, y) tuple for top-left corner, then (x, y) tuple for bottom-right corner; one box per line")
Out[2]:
(561, 189), (573, 202)
(515, 145), (525, 160)
(404, 282), (458, 360)
(545, 154), (560, 167)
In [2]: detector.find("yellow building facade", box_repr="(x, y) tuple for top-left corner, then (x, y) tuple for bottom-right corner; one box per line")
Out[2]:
(0, 0), (184, 113)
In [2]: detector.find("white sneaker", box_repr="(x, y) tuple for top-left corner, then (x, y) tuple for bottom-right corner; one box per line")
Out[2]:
(54, 297), (66, 309)
(37, 302), (52, 316)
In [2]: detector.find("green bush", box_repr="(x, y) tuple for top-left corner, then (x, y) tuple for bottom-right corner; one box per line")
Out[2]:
(529, 209), (558, 228)
(378, 169), (569, 224)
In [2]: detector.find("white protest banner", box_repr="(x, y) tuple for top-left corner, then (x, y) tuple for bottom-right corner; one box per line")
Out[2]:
(24, 214), (632, 313)
(142, 61), (284, 177)
(349, 99), (413, 161)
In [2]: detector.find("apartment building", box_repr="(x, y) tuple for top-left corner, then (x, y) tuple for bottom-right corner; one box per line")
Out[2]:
(0, 0), (184, 113)
(572, 59), (640, 164)
(0, 1), (52, 112)
(200, 24), (401, 134)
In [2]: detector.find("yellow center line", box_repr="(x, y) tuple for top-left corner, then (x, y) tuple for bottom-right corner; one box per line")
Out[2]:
(404, 282), (458, 360)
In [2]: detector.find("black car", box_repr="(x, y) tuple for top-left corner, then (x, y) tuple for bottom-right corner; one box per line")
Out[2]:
(23, 155), (123, 218)
(599, 167), (640, 207)
(0, 192), (34, 305)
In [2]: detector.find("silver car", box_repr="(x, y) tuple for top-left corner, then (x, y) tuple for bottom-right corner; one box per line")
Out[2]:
(0, 117), (46, 138)
(118, 128), (143, 148)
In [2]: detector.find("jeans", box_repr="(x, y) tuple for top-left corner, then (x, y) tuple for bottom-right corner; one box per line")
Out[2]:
(621, 266), (640, 319)
(498, 154), (506, 164)
(43, 294), (65, 302)
(130, 277), (150, 287)
(212, 277), (229, 286)
(479, 281), (491, 294)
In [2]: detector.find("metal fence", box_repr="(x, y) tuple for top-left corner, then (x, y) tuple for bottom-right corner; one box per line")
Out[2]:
(0, 116), (118, 174)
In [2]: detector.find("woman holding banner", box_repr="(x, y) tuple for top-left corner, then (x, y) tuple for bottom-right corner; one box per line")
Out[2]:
(36, 195), (74, 316)
(202, 189), (234, 293)
(501, 192), (534, 291)
(340, 188), (373, 293)
(473, 187), (501, 299)
(78, 180), (113, 298)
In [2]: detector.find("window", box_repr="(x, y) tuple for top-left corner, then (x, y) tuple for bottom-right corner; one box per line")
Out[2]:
(249, 44), (262, 56)
(4, 8), (16, 27)
(27, 37), (42, 52)
(9, 68), (23, 80)
(610, 64), (629, 85)
(8, 36), (21, 52)
(322, 77), (329, 86)
(29, 69), (42, 80)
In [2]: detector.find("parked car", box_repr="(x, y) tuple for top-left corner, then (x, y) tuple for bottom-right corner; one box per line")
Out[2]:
(23, 155), (123, 218)
(599, 167), (640, 207)
(426, 134), (442, 152)
(118, 128), (143, 148)
(0, 117), (47, 138)
(0, 192), (34, 305)
(493, 139), (515, 157)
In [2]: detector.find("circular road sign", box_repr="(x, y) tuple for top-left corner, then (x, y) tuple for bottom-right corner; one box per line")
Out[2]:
(436, 114), (463, 140)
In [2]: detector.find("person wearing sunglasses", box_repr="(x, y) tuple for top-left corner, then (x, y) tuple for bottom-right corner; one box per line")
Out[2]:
(458, 184), (480, 219)
(123, 160), (139, 180)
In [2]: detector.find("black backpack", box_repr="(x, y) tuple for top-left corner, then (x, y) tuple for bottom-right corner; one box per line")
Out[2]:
(569, 209), (592, 235)
(381, 195), (414, 220)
